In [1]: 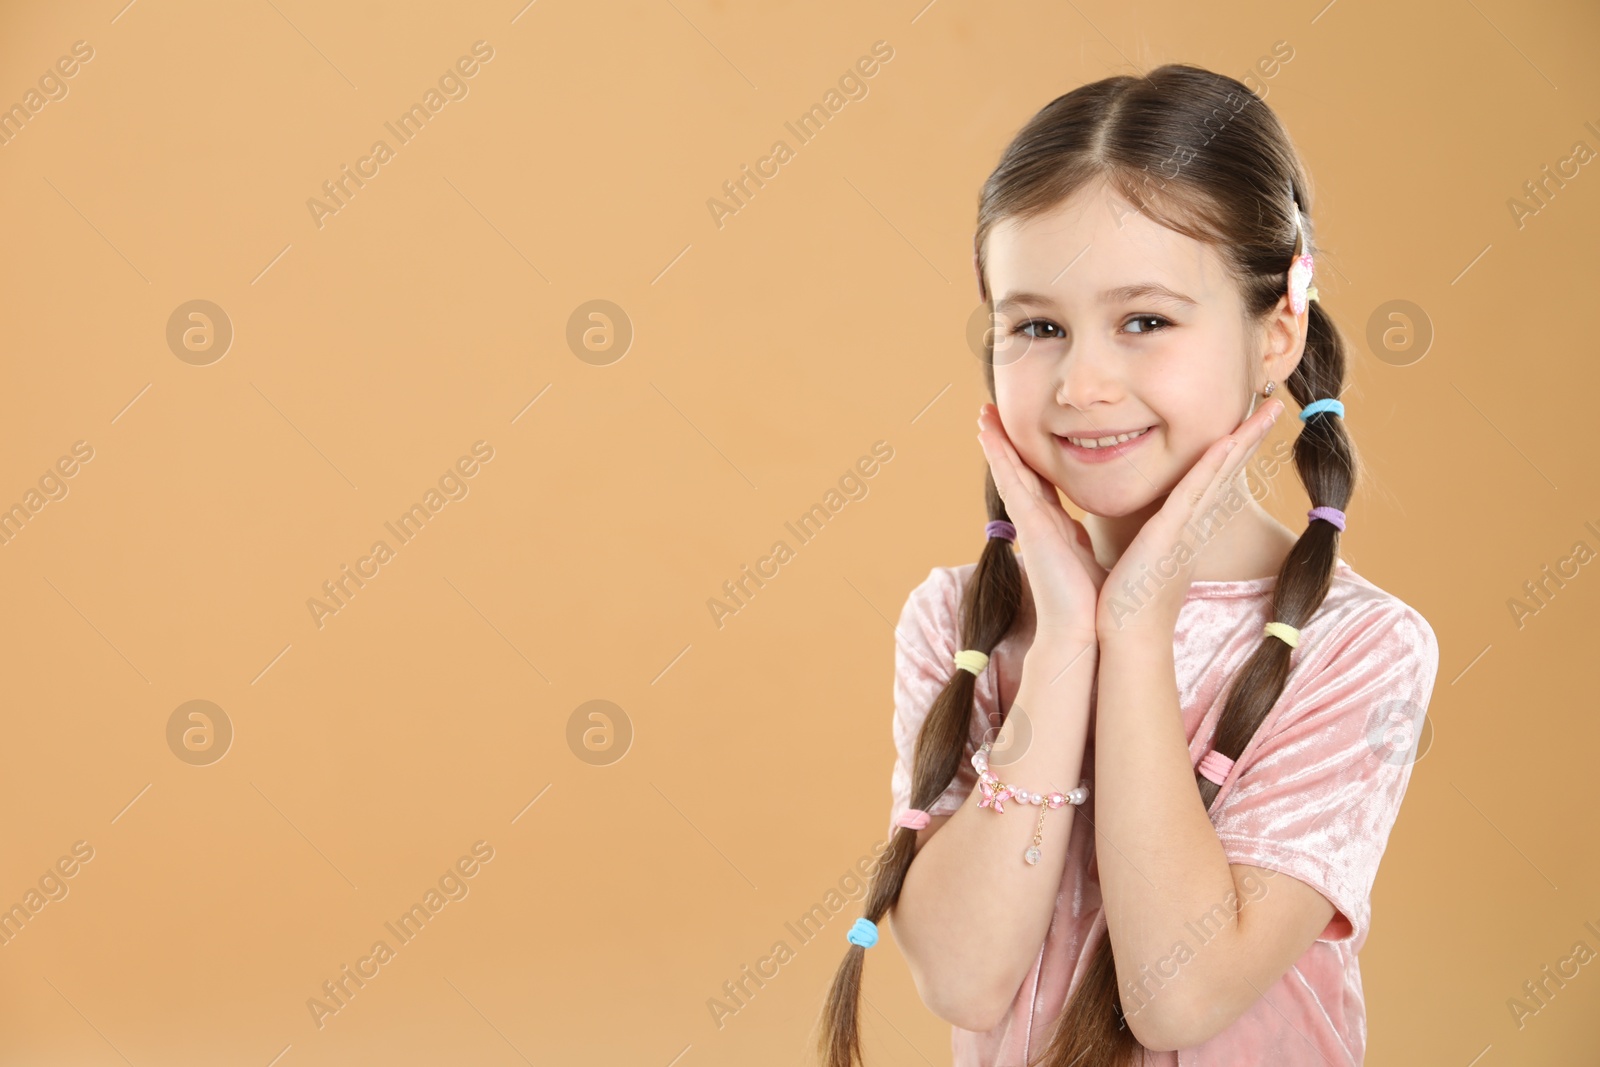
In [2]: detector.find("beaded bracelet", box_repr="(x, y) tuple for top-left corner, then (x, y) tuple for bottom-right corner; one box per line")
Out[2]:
(972, 741), (1090, 865)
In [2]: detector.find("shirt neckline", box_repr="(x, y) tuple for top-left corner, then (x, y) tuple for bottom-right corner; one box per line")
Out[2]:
(1010, 550), (1352, 600)
(1185, 556), (1353, 598)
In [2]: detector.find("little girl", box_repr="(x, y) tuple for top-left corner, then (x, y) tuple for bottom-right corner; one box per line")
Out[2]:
(815, 64), (1439, 1066)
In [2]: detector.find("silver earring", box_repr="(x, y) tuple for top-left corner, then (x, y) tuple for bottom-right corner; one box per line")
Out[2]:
(1248, 381), (1276, 418)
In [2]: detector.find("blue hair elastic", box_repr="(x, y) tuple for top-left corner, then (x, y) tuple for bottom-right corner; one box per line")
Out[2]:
(1299, 398), (1345, 422)
(847, 917), (879, 949)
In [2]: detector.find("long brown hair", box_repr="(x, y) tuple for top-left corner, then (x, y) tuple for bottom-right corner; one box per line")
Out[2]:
(814, 63), (1353, 1066)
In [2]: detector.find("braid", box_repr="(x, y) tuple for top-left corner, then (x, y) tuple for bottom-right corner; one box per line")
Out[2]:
(813, 476), (1022, 1067)
(1202, 300), (1352, 806)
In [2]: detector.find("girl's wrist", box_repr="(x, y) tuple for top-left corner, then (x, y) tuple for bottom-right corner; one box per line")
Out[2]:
(1094, 620), (1174, 655)
(1095, 600), (1180, 644)
(1025, 629), (1099, 668)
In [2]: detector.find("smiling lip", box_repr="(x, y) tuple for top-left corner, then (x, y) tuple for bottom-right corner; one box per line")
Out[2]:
(1056, 425), (1155, 463)
(1059, 427), (1151, 440)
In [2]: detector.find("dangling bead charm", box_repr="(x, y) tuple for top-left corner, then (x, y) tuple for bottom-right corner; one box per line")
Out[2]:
(1024, 805), (1048, 865)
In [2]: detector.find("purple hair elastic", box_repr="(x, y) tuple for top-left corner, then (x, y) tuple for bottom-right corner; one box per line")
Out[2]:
(1307, 506), (1346, 532)
(985, 520), (1017, 543)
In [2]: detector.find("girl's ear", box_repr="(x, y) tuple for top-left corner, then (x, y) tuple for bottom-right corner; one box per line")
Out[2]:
(1259, 291), (1309, 385)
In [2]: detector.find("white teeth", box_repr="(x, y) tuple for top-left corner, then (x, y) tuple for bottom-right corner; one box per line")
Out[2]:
(1065, 427), (1150, 449)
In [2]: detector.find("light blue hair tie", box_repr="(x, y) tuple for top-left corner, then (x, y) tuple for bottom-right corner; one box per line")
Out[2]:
(1299, 398), (1345, 422)
(846, 917), (879, 949)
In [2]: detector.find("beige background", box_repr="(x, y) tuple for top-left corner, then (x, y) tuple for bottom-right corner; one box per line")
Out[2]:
(0, 0), (1596, 1063)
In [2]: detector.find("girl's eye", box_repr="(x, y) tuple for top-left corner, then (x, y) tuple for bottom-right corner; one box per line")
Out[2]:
(1008, 315), (1171, 339)
(1011, 319), (1063, 339)
(1124, 314), (1171, 335)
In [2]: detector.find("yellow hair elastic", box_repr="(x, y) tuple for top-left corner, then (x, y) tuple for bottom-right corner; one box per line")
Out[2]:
(1263, 621), (1300, 648)
(953, 649), (989, 675)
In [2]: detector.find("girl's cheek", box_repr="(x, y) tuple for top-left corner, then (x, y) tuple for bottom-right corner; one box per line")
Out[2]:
(993, 373), (1041, 427)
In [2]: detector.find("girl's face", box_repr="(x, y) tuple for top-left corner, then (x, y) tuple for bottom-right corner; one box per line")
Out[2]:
(985, 180), (1268, 518)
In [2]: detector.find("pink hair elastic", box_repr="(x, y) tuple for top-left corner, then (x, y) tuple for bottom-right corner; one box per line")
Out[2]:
(1197, 749), (1235, 786)
(895, 808), (931, 830)
(985, 520), (1016, 543)
(1307, 506), (1346, 531)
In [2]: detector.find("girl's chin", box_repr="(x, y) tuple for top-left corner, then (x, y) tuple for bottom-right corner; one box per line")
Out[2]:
(1062, 489), (1161, 520)
(1018, 448), (1165, 518)
(1052, 471), (1165, 518)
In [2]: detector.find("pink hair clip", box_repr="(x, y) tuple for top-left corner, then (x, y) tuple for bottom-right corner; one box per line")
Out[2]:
(1287, 253), (1317, 315)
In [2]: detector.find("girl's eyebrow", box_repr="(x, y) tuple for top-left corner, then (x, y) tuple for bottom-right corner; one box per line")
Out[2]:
(994, 283), (1198, 312)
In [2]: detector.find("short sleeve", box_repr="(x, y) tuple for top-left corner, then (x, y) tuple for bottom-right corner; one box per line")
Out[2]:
(1209, 600), (1440, 952)
(886, 566), (986, 841)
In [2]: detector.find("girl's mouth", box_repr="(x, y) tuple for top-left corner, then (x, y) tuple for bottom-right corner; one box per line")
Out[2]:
(1056, 425), (1154, 463)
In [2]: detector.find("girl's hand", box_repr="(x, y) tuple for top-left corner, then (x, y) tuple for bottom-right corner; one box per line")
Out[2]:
(976, 403), (1107, 641)
(1094, 397), (1285, 641)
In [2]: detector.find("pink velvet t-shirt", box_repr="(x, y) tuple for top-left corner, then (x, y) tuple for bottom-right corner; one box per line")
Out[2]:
(886, 550), (1440, 1066)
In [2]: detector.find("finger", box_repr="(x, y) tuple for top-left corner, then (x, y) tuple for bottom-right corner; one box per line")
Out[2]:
(1184, 399), (1283, 511)
(977, 417), (1031, 510)
(1198, 397), (1284, 490)
(977, 406), (1050, 506)
(978, 410), (1093, 565)
(983, 407), (1076, 517)
(1217, 398), (1284, 482)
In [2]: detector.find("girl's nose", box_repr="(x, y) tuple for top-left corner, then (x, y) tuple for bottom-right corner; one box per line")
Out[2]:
(1052, 343), (1122, 410)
